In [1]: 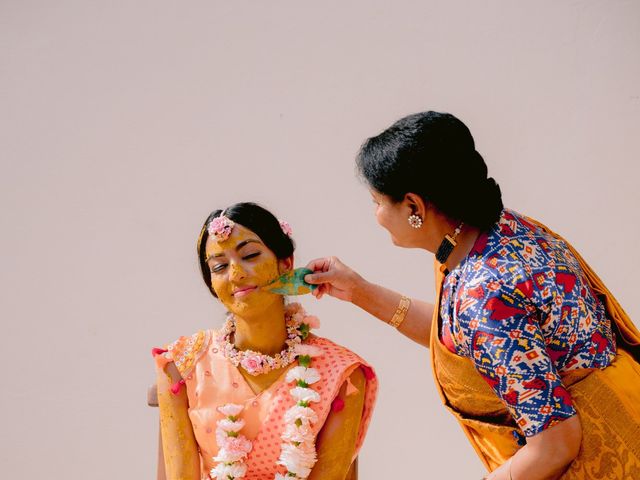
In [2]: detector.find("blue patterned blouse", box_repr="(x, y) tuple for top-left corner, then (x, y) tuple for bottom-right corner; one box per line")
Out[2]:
(440, 209), (616, 437)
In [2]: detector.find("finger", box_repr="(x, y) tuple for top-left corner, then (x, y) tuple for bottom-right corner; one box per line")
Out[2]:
(305, 257), (331, 273)
(304, 270), (337, 285)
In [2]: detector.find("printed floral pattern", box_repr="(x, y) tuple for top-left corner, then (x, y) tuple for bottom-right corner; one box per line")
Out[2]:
(440, 209), (616, 436)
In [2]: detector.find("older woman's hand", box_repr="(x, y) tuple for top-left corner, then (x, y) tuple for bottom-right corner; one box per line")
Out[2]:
(306, 257), (435, 347)
(304, 257), (364, 302)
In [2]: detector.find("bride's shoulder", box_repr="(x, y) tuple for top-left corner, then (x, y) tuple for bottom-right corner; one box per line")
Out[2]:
(306, 334), (366, 364)
(165, 329), (213, 376)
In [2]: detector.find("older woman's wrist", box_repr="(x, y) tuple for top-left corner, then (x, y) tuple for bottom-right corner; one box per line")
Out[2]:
(350, 274), (369, 306)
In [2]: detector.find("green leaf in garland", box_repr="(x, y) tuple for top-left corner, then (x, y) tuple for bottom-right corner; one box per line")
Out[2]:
(298, 355), (311, 367)
(299, 323), (310, 339)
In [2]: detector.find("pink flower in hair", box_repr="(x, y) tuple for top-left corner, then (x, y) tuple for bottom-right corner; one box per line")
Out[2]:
(208, 215), (235, 241)
(279, 219), (293, 237)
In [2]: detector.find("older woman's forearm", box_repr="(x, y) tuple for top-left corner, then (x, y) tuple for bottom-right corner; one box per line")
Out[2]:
(487, 416), (582, 480)
(351, 278), (434, 347)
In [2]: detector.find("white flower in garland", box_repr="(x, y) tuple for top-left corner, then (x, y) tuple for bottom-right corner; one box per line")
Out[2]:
(289, 387), (321, 404)
(282, 422), (315, 445)
(293, 344), (322, 358)
(277, 443), (317, 478)
(285, 366), (321, 385)
(275, 329), (324, 479)
(210, 462), (248, 479)
(218, 403), (244, 417)
(283, 405), (318, 425)
(217, 418), (246, 432)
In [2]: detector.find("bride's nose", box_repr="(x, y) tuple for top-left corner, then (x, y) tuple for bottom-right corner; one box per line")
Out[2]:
(229, 261), (247, 282)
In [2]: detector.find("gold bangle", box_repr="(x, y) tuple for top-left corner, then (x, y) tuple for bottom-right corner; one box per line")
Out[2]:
(389, 296), (411, 328)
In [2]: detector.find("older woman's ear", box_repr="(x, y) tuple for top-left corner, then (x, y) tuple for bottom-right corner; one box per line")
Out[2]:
(404, 192), (428, 220)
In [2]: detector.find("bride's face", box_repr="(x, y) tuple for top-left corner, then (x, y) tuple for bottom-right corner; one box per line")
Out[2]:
(205, 223), (289, 316)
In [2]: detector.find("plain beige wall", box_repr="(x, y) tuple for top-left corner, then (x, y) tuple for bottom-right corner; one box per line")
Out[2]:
(2, 1), (639, 478)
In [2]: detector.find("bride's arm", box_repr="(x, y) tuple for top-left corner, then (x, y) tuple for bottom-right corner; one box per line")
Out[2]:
(306, 256), (434, 347)
(308, 368), (367, 480)
(156, 362), (201, 480)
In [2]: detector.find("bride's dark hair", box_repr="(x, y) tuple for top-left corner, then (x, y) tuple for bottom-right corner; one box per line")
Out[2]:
(197, 202), (295, 298)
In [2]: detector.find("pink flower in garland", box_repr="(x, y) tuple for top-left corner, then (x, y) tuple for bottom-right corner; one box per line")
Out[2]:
(208, 215), (235, 241)
(216, 435), (253, 462)
(240, 354), (262, 374)
(303, 315), (321, 329)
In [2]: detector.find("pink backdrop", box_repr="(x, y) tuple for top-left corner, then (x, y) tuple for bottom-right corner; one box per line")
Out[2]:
(2, 1), (639, 478)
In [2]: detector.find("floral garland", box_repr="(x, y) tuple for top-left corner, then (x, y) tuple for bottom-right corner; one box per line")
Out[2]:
(216, 303), (320, 376)
(210, 303), (323, 480)
(275, 343), (322, 479)
(210, 404), (253, 479)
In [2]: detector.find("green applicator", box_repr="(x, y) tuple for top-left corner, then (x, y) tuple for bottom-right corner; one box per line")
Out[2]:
(262, 267), (318, 296)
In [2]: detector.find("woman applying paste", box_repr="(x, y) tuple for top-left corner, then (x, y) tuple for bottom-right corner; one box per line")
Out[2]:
(152, 202), (377, 480)
(305, 111), (640, 479)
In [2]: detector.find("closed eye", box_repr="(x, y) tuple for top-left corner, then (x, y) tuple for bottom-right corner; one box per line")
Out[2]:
(243, 252), (260, 260)
(211, 263), (227, 273)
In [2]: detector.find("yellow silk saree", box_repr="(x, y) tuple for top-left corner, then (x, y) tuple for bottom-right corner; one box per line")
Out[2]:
(430, 219), (640, 478)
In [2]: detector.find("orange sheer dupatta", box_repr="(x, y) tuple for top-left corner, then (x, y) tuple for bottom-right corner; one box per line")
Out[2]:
(429, 219), (640, 478)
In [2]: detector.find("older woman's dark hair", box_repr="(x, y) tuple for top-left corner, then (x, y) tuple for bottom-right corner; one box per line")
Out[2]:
(356, 111), (503, 231)
(197, 202), (295, 297)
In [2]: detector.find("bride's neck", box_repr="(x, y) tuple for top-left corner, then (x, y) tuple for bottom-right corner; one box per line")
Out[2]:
(233, 300), (287, 356)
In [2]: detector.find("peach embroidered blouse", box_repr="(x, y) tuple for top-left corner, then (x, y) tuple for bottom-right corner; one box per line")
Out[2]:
(155, 331), (377, 480)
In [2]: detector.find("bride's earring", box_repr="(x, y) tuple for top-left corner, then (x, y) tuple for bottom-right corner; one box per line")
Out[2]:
(408, 214), (423, 229)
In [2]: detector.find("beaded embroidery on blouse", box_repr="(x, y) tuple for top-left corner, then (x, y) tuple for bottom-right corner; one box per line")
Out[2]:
(166, 330), (211, 376)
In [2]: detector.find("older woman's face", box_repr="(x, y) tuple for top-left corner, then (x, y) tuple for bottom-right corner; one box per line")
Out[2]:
(205, 224), (287, 317)
(370, 190), (419, 247)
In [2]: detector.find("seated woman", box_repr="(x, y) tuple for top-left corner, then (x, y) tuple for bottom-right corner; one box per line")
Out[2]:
(152, 202), (377, 480)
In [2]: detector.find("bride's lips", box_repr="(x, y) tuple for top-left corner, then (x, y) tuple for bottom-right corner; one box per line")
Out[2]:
(233, 286), (257, 297)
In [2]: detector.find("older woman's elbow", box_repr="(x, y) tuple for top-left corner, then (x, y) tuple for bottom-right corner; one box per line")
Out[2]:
(528, 414), (582, 472)
(545, 415), (583, 467)
(562, 418), (582, 463)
